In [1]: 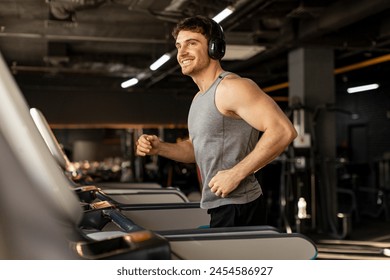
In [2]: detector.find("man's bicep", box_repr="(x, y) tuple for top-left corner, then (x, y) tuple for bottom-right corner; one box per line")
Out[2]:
(236, 91), (281, 132)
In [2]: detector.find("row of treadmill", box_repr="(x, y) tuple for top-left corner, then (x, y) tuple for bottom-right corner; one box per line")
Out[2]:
(0, 52), (318, 260)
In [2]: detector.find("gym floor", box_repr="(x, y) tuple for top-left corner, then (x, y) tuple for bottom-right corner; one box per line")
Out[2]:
(309, 217), (390, 260)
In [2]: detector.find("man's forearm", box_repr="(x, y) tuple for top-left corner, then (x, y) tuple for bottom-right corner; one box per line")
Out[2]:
(158, 139), (196, 163)
(232, 127), (296, 180)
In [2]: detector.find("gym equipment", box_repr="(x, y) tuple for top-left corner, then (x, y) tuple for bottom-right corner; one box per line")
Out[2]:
(0, 57), (170, 260)
(0, 131), (171, 259)
(315, 239), (390, 260)
(29, 106), (206, 230)
(30, 107), (192, 202)
(30, 107), (210, 230)
(165, 227), (317, 260)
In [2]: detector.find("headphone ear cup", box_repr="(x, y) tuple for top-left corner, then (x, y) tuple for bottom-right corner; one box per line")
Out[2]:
(208, 38), (226, 60)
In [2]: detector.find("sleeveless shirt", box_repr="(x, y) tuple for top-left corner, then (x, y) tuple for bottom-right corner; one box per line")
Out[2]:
(187, 71), (262, 209)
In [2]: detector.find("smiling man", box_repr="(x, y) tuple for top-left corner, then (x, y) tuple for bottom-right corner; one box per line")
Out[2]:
(136, 15), (297, 228)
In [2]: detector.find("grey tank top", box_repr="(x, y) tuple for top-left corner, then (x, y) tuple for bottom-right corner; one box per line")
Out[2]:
(188, 71), (262, 209)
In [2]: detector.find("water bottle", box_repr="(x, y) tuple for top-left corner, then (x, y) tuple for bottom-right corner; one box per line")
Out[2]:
(298, 197), (307, 219)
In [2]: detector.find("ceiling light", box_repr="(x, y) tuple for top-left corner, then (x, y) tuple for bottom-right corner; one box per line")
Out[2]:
(121, 77), (138, 88)
(347, 83), (379, 94)
(212, 6), (234, 23)
(223, 45), (266, 60)
(149, 53), (171, 71)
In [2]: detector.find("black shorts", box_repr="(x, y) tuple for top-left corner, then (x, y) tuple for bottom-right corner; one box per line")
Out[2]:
(207, 195), (267, 228)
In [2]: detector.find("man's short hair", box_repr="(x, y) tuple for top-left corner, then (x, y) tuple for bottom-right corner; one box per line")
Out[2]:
(172, 15), (214, 41)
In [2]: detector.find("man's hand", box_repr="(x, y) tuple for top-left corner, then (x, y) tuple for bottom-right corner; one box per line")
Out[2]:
(136, 134), (160, 156)
(208, 169), (242, 198)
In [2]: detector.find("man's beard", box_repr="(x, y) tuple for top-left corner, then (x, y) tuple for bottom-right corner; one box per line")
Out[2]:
(181, 58), (209, 76)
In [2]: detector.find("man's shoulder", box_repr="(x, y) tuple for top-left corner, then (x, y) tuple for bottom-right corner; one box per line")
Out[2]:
(221, 74), (257, 90)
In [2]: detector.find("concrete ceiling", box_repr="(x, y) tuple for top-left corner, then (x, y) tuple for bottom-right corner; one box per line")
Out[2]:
(1, 0), (390, 114)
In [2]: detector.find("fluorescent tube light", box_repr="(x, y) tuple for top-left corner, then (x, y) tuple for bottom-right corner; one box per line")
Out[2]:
(149, 53), (171, 71)
(223, 45), (266, 60)
(121, 77), (139, 88)
(347, 83), (379, 94)
(212, 7), (234, 23)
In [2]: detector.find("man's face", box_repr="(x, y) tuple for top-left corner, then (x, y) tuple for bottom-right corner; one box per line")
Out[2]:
(175, 30), (210, 76)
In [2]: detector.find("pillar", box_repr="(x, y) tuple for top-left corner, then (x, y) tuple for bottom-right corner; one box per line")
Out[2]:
(288, 47), (338, 234)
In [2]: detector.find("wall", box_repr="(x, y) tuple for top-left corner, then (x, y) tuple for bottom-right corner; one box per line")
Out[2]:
(23, 88), (193, 127)
(335, 79), (390, 163)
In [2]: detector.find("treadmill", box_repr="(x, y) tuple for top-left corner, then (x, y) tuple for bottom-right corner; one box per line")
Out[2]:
(0, 51), (317, 260)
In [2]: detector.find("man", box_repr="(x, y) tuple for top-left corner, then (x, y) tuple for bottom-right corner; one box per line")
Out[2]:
(136, 15), (297, 227)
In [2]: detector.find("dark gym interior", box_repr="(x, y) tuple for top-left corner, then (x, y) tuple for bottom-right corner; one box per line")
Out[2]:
(1, 0), (390, 260)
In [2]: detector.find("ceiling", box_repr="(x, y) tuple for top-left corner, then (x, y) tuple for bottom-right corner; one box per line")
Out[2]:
(1, 0), (390, 105)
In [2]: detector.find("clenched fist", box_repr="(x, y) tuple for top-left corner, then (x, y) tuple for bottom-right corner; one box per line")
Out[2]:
(136, 134), (161, 156)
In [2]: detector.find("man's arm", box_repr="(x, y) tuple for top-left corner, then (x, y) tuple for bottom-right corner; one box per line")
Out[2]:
(136, 134), (196, 163)
(209, 77), (297, 198)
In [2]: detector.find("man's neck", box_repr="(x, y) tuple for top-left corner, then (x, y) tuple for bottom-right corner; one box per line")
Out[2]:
(192, 64), (224, 93)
